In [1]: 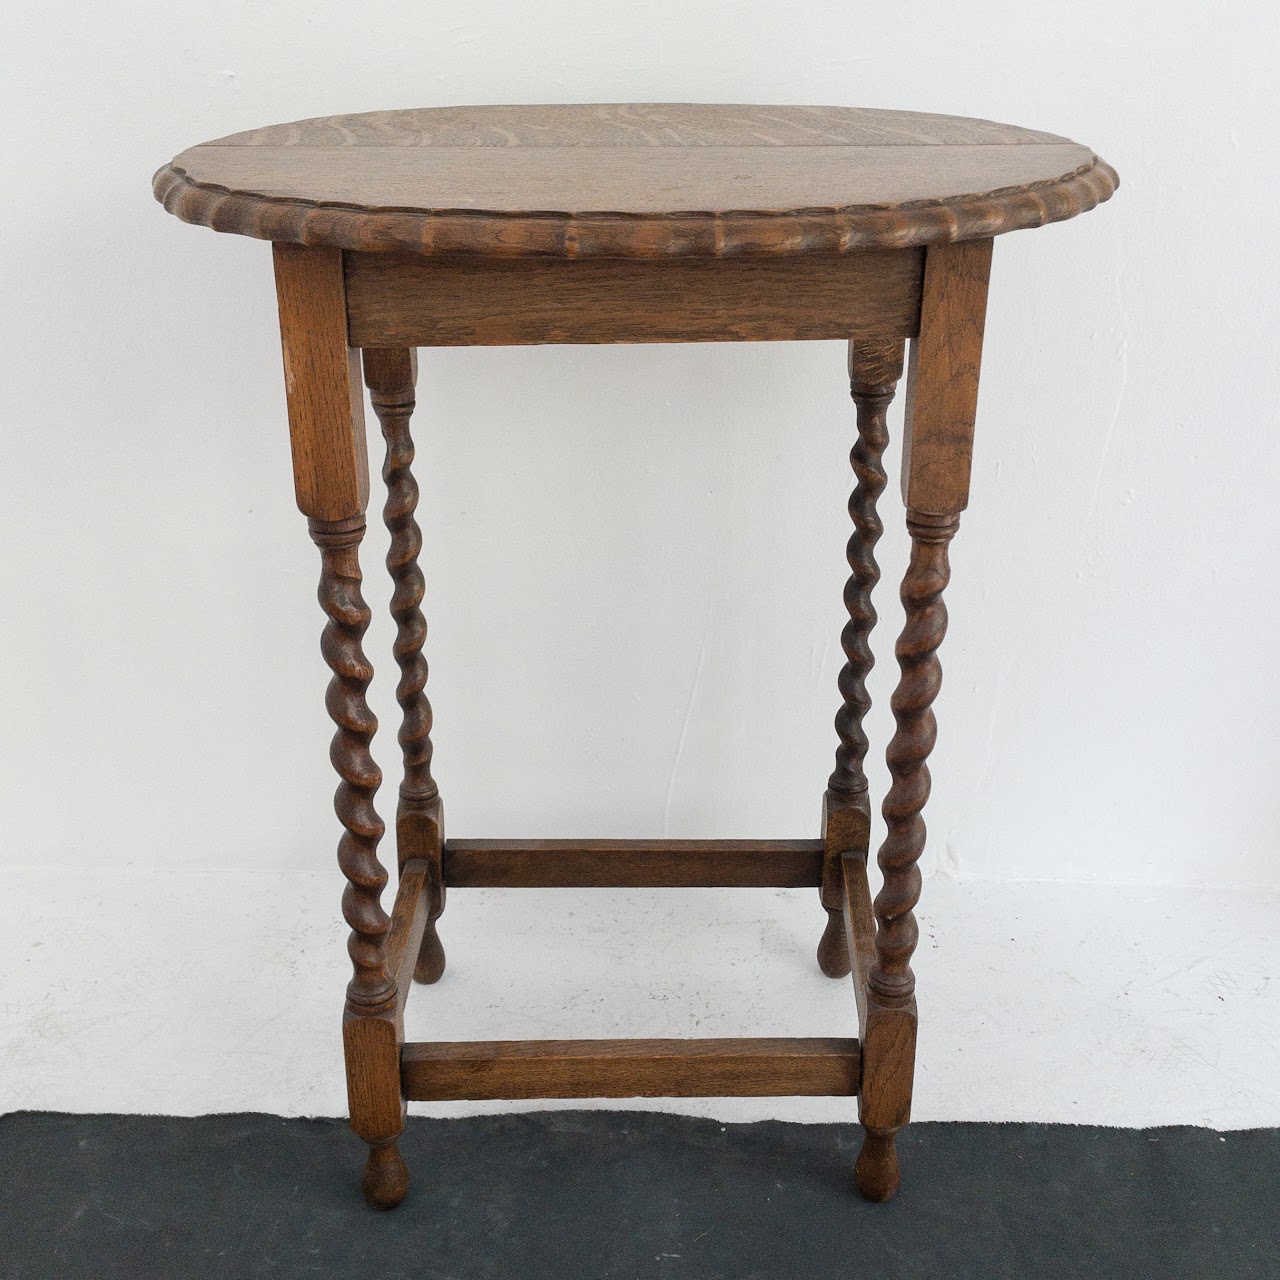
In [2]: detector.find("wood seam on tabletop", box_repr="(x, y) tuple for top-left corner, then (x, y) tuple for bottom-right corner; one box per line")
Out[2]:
(158, 153), (1108, 216)
(151, 100), (1119, 1209)
(152, 105), (1117, 257)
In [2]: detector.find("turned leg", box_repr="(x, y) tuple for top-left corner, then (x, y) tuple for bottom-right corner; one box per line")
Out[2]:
(854, 510), (956, 1199)
(274, 245), (408, 1209)
(363, 348), (446, 985)
(818, 338), (905, 979)
(855, 238), (993, 1201)
(312, 515), (407, 1208)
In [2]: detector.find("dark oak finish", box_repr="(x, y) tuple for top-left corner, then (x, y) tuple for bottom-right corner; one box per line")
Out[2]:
(309, 518), (391, 1011)
(817, 338), (907, 980)
(275, 242), (410, 1209)
(854, 509), (957, 1203)
(310, 515), (406, 1209)
(900, 238), (993, 514)
(841, 853), (878, 1032)
(362, 348), (447, 986)
(344, 250), (925, 347)
(402, 1038), (861, 1101)
(443, 838), (824, 888)
(385, 860), (430, 1009)
(155, 104), (1116, 258)
(849, 237), (993, 1200)
(156, 102), (1115, 1212)
(272, 245), (369, 520)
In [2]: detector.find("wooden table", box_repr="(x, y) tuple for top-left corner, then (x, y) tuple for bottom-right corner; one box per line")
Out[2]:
(154, 103), (1117, 1209)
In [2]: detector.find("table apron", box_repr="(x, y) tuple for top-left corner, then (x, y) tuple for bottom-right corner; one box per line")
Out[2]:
(343, 248), (925, 347)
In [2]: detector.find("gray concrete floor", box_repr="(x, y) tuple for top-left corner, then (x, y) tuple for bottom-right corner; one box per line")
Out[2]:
(1, 1112), (1276, 1278)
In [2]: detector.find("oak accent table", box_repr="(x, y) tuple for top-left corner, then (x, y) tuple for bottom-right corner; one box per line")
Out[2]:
(153, 104), (1117, 1209)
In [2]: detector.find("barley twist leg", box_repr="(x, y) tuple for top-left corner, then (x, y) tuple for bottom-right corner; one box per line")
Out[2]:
(364, 349), (446, 985)
(312, 516), (392, 1010)
(310, 515), (406, 1208)
(819, 339), (904, 978)
(855, 510), (957, 1201)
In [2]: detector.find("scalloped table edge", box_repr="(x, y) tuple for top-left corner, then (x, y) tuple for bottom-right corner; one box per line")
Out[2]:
(152, 156), (1118, 258)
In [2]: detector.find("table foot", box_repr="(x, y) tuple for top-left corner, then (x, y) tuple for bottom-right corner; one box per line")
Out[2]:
(854, 1128), (900, 1201)
(361, 1138), (409, 1210)
(816, 908), (851, 978)
(413, 912), (446, 984)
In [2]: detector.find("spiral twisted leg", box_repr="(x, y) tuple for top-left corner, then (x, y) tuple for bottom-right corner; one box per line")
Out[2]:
(273, 248), (413, 1208)
(870, 511), (956, 1001)
(311, 516), (393, 1011)
(830, 343), (903, 800)
(854, 509), (959, 1201)
(818, 339), (905, 979)
(310, 515), (406, 1208)
(364, 348), (446, 985)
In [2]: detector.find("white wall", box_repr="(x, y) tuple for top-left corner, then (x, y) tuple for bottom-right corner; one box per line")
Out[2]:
(3, 1), (1279, 1122)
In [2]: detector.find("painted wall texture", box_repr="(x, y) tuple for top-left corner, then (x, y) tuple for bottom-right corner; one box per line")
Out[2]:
(2, 1), (1278, 1122)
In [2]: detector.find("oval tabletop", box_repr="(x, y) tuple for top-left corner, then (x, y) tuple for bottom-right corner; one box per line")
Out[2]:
(154, 104), (1117, 259)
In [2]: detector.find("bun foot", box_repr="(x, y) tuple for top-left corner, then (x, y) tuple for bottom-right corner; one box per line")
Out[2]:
(817, 908), (852, 979)
(855, 1129), (901, 1202)
(413, 918), (446, 984)
(362, 1140), (409, 1210)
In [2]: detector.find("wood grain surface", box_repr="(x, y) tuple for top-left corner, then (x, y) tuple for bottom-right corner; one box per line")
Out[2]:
(155, 104), (1117, 257)
(442, 838), (825, 888)
(841, 852), (878, 1033)
(401, 1037), (861, 1100)
(271, 245), (368, 520)
(344, 249), (924, 346)
(900, 238), (993, 514)
(190, 101), (1118, 1211)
